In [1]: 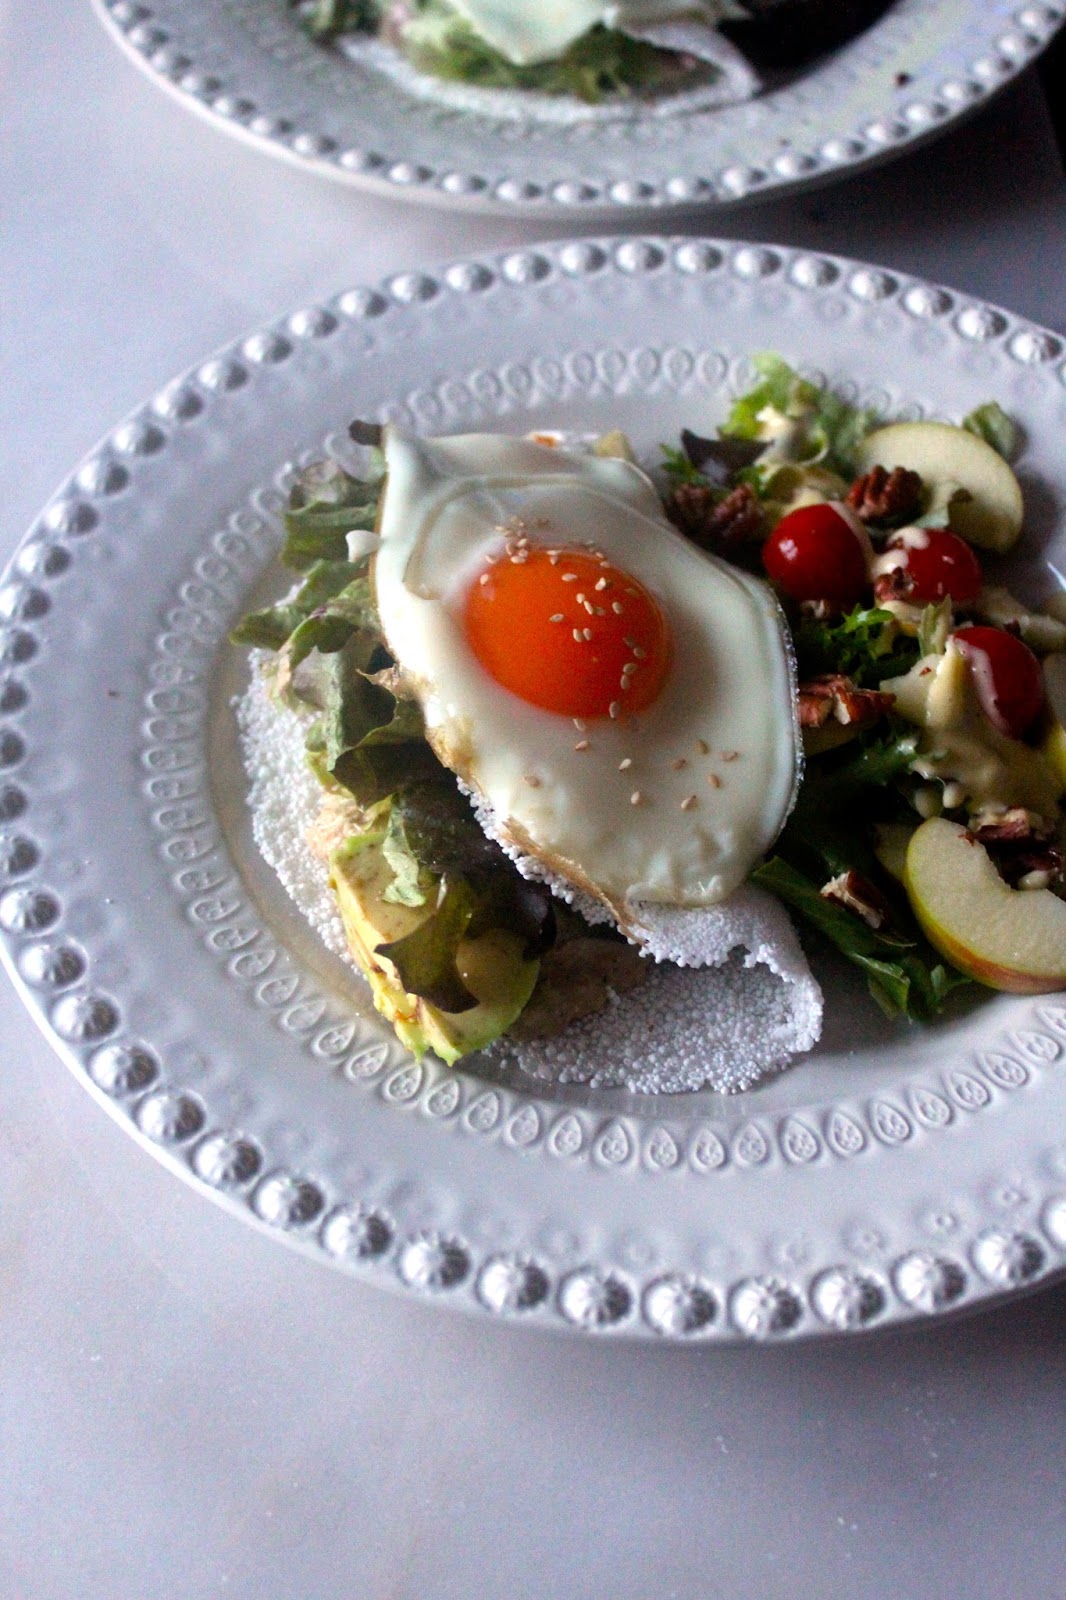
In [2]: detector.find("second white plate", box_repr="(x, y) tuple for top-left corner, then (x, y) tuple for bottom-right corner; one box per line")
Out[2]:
(93, 0), (1064, 216)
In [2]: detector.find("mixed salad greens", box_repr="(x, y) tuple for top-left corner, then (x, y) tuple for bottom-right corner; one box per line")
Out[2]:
(233, 355), (1066, 1062)
(292, 1), (712, 102)
(660, 354), (1066, 1020)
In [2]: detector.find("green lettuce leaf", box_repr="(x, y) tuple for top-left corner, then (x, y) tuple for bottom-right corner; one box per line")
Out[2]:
(391, 780), (555, 957)
(399, 7), (703, 102)
(381, 804), (431, 907)
(285, 573), (382, 675)
(294, 1), (381, 45)
(794, 606), (920, 688)
(752, 856), (968, 1021)
(963, 401), (1018, 461)
(281, 461), (380, 571)
(376, 877), (478, 1013)
(722, 354), (879, 479)
(229, 560), (371, 655)
(229, 602), (306, 651)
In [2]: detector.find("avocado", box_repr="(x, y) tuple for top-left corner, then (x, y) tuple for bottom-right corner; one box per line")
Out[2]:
(329, 832), (540, 1065)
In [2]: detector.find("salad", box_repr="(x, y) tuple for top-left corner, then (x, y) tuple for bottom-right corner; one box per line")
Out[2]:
(232, 357), (1066, 1080)
(664, 356), (1066, 1014)
(291, 0), (891, 105)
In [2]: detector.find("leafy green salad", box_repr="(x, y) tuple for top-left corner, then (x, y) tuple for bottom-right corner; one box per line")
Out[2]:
(293, 1), (713, 101)
(233, 356), (1066, 1066)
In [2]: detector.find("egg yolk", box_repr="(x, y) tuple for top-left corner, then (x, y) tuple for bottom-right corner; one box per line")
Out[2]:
(463, 544), (672, 719)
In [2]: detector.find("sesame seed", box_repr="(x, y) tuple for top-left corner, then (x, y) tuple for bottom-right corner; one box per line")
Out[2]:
(624, 636), (637, 649)
(573, 718), (586, 731)
(632, 646), (647, 661)
(582, 600), (595, 614)
(593, 606), (606, 617)
(618, 757), (633, 771)
(695, 739), (709, 755)
(549, 613), (564, 623)
(595, 577), (610, 591)
(609, 701), (620, 719)
(479, 572), (490, 585)
(612, 601), (624, 615)
(524, 774), (541, 787)
(561, 573), (578, 583)
(574, 740), (590, 752)
(681, 795), (697, 811)
(486, 551), (499, 563)
(707, 773), (721, 789)
(671, 757), (687, 771)
(576, 592), (586, 604)
(721, 750), (739, 761)
(630, 790), (643, 806)
(583, 628), (593, 641)
(625, 586), (639, 596)
(548, 550), (561, 565)
(573, 629), (585, 643)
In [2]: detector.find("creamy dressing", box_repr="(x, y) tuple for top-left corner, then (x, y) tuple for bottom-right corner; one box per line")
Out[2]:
(883, 640), (1061, 817)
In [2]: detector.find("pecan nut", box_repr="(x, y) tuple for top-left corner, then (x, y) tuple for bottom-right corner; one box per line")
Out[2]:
(846, 464), (923, 525)
(872, 564), (913, 606)
(666, 482), (761, 551)
(972, 807), (1053, 844)
(798, 673), (895, 729)
(820, 870), (890, 929)
(971, 810), (1061, 890)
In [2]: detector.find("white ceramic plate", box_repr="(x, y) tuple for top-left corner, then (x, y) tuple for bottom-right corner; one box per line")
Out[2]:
(5, 236), (1066, 1341)
(92, 0), (1064, 217)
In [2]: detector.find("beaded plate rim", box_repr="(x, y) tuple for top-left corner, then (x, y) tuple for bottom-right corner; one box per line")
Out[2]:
(90, 0), (1066, 217)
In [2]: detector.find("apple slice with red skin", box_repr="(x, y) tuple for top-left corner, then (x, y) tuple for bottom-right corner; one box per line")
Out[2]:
(905, 816), (1066, 994)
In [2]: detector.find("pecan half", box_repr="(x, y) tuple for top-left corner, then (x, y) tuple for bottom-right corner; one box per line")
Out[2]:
(872, 564), (913, 606)
(665, 482), (761, 551)
(798, 673), (895, 729)
(970, 809), (1062, 890)
(972, 807), (1053, 844)
(847, 464), (923, 526)
(820, 870), (890, 929)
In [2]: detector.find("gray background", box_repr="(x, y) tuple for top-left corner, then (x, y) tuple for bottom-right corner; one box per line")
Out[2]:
(3, 4), (1066, 1595)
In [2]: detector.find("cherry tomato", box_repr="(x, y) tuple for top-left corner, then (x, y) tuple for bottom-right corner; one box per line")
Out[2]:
(884, 526), (983, 606)
(955, 624), (1044, 740)
(762, 502), (869, 612)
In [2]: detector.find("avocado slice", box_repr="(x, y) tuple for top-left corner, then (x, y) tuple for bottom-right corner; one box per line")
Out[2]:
(329, 831), (540, 1064)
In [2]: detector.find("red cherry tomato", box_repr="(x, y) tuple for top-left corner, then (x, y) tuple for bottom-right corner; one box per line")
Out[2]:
(955, 625), (1044, 740)
(885, 527), (983, 606)
(762, 502), (869, 612)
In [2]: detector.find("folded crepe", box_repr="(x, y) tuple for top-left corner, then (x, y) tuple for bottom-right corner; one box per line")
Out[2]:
(238, 666), (822, 1094)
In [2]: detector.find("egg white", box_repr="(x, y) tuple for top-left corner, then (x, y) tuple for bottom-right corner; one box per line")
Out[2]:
(373, 428), (800, 919)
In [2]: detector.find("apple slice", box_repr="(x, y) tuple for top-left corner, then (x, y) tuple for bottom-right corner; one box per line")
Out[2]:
(853, 421), (1023, 553)
(904, 816), (1066, 993)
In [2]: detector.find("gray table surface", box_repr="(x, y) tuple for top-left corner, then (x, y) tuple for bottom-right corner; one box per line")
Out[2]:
(4, 5), (1066, 1597)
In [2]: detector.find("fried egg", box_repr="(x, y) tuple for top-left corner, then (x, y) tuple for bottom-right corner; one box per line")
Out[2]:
(447, 0), (723, 65)
(372, 428), (800, 922)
